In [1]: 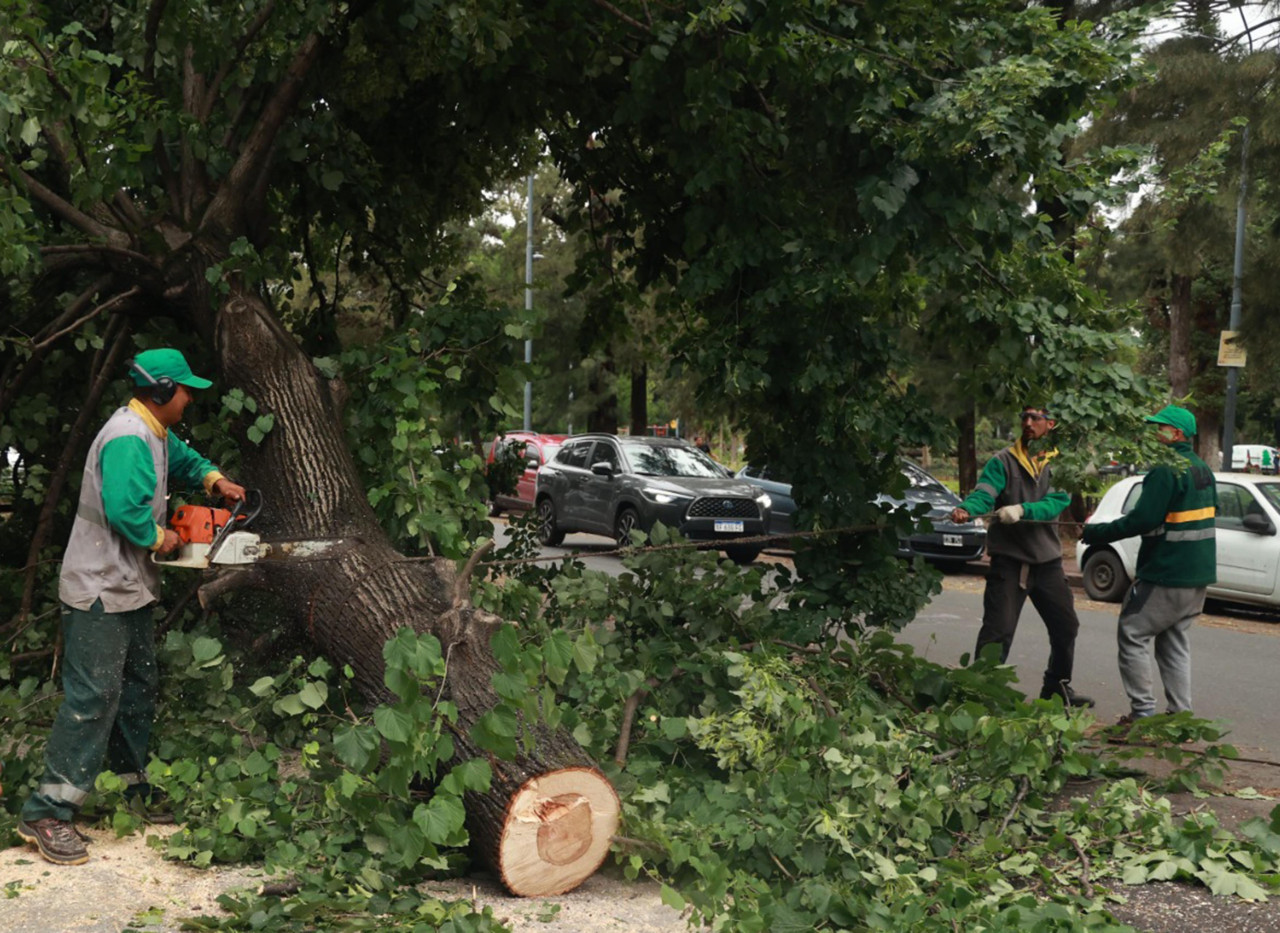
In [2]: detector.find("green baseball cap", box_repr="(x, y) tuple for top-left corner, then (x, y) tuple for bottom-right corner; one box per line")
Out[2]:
(129, 348), (213, 390)
(1145, 404), (1196, 437)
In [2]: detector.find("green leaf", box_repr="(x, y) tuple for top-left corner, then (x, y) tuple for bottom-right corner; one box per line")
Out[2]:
(273, 694), (306, 716)
(659, 885), (685, 910)
(333, 723), (380, 771)
(572, 632), (600, 674)
(191, 636), (222, 663)
(298, 681), (328, 710)
(413, 793), (466, 844)
(441, 758), (492, 795)
(491, 670), (527, 700)
(374, 705), (414, 743)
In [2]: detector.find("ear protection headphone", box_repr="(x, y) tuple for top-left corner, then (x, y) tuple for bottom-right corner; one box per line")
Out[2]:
(127, 358), (177, 406)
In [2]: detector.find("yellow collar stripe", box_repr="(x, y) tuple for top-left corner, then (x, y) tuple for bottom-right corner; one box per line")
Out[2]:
(1165, 507), (1215, 523)
(1011, 439), (1056, 479)
(128, 398), (167, 439)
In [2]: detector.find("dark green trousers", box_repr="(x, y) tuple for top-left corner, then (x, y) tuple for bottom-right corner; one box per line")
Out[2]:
(21, 599), (157, 822)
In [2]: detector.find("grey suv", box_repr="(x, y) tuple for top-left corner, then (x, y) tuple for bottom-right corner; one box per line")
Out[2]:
(534, 434), (771, 564)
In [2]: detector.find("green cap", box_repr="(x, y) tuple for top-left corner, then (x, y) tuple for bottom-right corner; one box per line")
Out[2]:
(129, 348), (213, 390)
(1145, 404), (1196, 437)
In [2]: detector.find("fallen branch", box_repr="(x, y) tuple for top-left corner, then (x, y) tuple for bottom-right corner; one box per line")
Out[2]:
(614, 676), (662, 767)
(998, 776), (1029, 836)
(1068, 835), (1093, 898)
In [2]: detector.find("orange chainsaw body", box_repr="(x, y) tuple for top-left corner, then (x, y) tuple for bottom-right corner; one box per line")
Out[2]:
(170, 505), (235, 545)
(154, 492), (268, 569)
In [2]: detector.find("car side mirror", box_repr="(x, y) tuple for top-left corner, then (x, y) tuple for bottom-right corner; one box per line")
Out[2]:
(1242, 513), (1275, 535)
(590, 462), (615, 477)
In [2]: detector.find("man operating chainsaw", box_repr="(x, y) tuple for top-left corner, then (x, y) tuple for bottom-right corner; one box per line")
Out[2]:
(18, 348), (246, 866)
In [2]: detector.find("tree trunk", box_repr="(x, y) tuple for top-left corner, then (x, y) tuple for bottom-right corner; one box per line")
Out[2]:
(437, 605), (619, 895)
(586, 356), (619, 433)
(1169, 274), (1193, 398)
(1196, 408), (1223, 470)
(208, 286), (617, 895)
(955, 405), (977, 494)
(629, 361), (648, 436)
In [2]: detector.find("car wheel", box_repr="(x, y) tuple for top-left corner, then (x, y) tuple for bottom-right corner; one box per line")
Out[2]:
(724, 545), (761, 565)
(614, 507), (643, 547)
(535, 497), (564, 546)
(1083, 549), (1129, 602)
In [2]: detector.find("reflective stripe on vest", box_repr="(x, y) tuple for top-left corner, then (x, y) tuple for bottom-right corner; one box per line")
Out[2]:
(1164, 527), (1216, 542)
(1160, 504), (1215, 543)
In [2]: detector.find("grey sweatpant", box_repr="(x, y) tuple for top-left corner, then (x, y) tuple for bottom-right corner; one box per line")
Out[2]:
(1116, 581), (1205, 718)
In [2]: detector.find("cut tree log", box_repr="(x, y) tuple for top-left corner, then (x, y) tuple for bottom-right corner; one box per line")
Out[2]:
(434, 595), (620, 896)
(469, 765), (620, 896)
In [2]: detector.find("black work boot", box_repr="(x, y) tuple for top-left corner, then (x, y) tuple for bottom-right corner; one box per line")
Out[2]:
(17, 818), (90, 865)
(1039, 681), (1096, 708)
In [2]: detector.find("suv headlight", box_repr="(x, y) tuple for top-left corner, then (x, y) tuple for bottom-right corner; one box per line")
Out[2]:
(650, 490), (690, 505)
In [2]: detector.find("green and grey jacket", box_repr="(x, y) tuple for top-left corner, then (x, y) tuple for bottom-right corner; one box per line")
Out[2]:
(958, 440), (1069, 565)
(1081, 441), (1216, 588)
(59, 400), (223, 612)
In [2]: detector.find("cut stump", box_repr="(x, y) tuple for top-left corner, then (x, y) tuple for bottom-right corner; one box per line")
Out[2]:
(474, 766), (619, 896)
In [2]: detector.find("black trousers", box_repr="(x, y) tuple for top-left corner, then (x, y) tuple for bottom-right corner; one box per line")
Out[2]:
(974, 554), (1080, 690)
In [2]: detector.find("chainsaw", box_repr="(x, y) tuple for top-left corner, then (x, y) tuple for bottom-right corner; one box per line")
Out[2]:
(154, 489), (265, 569)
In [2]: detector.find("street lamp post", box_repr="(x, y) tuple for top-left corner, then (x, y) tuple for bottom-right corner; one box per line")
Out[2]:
(1221, 124), (1249, 470)
(523, 173), (534, 432)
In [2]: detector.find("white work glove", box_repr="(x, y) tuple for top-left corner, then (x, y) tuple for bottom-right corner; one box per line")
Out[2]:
(994, 504), (1024, 524)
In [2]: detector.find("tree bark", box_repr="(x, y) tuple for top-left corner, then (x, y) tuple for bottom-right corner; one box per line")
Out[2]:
(1169, 273), (1193, 398)
(955, 405), (977, 494)
(629, 361), (647, 436)
(1195, 408), (1223, 469)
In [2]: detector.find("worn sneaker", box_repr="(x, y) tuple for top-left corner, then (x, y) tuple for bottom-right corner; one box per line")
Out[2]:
(17, 818), (90, 865)
(1039, 682), (1096, 708)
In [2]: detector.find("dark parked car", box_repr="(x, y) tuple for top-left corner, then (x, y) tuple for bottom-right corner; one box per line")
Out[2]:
(535, 434), (771, 564)
(486, 431), (567, 514)
(735, 459), (987, 566)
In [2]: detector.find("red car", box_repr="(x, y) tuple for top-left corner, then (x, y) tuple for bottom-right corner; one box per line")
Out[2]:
(486, 432), (568, 514)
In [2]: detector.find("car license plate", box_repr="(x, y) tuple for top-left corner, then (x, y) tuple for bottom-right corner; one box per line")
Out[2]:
(715, 520), (745, 533)
(943, 534), (963, 547)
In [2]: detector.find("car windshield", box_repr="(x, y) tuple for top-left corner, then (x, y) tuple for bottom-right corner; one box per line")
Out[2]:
(1253, 482), (1280, 512)
(620, 440), (724, 477)
(900, 461), (956, 506)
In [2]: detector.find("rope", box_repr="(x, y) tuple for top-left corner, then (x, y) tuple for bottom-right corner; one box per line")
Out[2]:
(261, 513), (1078, 570)
(395, 521), (890, 569)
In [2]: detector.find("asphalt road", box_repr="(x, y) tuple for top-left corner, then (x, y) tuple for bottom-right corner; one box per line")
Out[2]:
(901, 572), (1280, 757)
(491, 519), (1280, 760)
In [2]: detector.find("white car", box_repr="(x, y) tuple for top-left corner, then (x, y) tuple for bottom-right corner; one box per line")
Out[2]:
(1078, 472), (1280, 607)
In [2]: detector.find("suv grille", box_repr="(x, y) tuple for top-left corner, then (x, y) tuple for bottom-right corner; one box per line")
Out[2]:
(688, 497), (759, 519)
